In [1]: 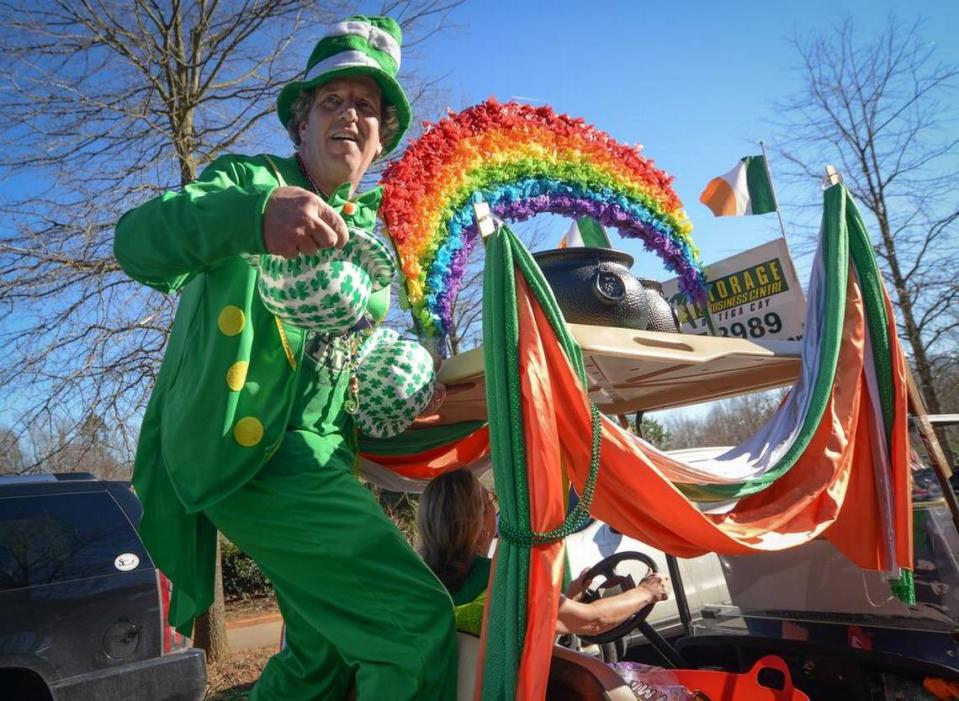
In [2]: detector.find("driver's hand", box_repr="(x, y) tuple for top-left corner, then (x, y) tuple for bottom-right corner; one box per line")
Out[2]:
(564, 568), (592, 601)
(638, 572), (670, 602)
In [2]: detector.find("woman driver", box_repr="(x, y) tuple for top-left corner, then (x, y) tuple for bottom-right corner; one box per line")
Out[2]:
(416, 468), (669, 637)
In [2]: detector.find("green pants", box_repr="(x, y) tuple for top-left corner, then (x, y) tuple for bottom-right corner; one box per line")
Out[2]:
(206, 429), (457, 700)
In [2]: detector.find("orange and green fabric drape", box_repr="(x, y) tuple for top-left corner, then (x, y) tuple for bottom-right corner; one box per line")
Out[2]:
(361, 183), (912, 700)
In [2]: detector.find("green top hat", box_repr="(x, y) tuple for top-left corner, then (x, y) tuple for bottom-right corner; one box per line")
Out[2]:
(277, 15), (411, 155)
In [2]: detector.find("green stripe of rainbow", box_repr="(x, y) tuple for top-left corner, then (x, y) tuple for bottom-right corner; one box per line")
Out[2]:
(380, 99), (705, 345)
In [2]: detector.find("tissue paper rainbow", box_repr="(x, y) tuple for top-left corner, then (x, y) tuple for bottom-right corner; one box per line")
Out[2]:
(381, 99), (706, 346)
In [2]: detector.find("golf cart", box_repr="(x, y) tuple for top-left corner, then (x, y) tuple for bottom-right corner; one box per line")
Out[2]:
(431, 314), (959, 700)
(357, 99), (959, 698)
(389, 241), (959, 698)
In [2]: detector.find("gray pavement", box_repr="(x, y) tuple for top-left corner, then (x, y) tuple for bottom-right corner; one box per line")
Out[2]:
(227, 616), (283, 652)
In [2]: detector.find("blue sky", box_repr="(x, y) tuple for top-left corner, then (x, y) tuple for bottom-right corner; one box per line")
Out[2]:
(396, 0), (959, 283)
(4, 1), (957, 436)
(380, 0), (959, 421)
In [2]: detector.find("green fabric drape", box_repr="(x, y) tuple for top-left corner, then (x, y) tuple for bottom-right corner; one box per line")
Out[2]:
(687, 186), (899, 500)
(481, 228), (527, 699)
(479, 224), (588, 699)
(358, 420), (486, 455)
(683, 184), (848, 500)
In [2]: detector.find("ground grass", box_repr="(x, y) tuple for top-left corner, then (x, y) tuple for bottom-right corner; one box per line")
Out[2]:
(204, 644), (273, 700)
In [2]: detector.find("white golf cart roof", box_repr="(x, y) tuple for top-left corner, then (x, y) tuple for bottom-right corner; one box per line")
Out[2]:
(438, 324), (802, 416)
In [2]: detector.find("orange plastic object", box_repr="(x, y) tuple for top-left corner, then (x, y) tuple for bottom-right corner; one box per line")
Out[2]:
(672, 656), (810, 701)
(924, 676), (959, 700)
(342, 201), (357, 215)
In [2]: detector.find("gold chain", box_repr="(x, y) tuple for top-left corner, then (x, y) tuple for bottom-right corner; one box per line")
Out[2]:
(274, 316), (297, 371)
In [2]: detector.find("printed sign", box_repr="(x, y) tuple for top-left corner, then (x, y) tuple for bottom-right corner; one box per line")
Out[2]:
(661, 238), (805, 341)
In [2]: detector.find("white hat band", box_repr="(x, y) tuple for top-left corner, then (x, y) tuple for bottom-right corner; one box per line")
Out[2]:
(305, 51), (385, 82)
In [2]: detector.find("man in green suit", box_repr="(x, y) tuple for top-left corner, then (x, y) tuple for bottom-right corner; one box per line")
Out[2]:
(114, 16), (456, 700)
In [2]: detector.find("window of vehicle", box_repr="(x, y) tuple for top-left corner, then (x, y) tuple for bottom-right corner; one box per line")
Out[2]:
(0, 492), (149, 591)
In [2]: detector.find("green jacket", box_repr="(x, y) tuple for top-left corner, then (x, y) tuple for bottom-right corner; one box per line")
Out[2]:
(114, 152), (388, 632)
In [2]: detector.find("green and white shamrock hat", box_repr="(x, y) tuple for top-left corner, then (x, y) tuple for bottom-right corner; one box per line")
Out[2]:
(355, 327), (435, 438)
(277, 15), (411, 155)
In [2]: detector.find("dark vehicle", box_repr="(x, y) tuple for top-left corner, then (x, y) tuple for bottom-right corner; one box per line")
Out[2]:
(0, 473), (206, 700)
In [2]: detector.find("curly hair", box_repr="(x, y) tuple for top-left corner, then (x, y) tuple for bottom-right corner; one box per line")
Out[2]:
(286, 86), (399, 156)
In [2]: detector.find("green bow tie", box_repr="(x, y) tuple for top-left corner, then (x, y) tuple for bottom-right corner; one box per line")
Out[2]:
(328, 183), (383, 231)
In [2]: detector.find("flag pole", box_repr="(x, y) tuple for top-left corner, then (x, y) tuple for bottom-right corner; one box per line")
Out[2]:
(759, 140), (788, 241)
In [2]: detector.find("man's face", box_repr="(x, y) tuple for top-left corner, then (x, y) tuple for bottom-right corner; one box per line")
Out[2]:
(298, 76), (383, 194)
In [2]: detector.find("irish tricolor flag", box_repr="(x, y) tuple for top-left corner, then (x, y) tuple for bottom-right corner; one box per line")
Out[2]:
(558, 216), (612, 248)
(700, 155), (777, 217)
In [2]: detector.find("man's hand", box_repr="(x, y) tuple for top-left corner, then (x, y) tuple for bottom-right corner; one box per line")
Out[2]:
(263, 186), (350, 258)
(419, 381), (447, 417)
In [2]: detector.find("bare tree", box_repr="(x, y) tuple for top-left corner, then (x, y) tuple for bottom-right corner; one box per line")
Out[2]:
(0, 0), (462, 664)
(24, 412), (126, 479)
(381, 217), (555, 354)
(0, 426), (25, 474)
(664, 389), (788, 451)
(0, 0), (461, 464)
(773, 17), (959, 456)
(444, 219), (554, 355)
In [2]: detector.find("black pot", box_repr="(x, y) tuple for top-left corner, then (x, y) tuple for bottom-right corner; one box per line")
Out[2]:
(636, 278), (683, 333)
(532, 248), (650, 331)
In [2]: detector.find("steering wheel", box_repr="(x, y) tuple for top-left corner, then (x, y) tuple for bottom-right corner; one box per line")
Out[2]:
(576, 550), (659, 646)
